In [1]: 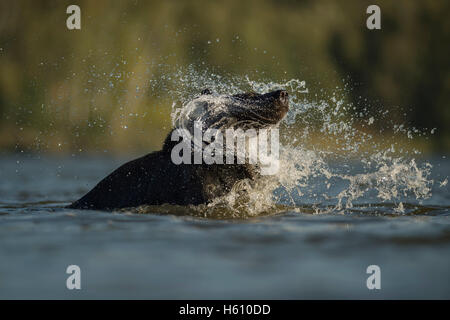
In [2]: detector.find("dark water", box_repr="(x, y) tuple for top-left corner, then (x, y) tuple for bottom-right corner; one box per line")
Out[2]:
(0, 154), (449, 299)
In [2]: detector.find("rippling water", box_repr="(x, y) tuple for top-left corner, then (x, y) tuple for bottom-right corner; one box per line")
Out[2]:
(0, 154), (449, 299)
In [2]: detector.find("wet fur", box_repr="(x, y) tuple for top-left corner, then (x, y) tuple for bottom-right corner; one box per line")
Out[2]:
(68, 90), (288, 210)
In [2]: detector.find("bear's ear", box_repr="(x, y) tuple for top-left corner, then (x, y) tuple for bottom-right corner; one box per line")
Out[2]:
(201, 88), (212, 95)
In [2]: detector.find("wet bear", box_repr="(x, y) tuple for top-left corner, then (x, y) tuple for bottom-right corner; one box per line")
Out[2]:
(68, 89), (289, 210)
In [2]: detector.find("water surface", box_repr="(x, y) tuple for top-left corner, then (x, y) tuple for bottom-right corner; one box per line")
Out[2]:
(0, 155), (449, 299)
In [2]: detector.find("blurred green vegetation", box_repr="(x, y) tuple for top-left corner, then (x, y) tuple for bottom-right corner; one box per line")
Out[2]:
(0, 0), (449, 154)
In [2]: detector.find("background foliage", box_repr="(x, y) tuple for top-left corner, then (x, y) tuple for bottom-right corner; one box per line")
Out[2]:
(0, 0), (448, 154)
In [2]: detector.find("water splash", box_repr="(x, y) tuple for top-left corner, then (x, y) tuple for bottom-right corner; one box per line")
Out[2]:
(145, 64), (434, 218)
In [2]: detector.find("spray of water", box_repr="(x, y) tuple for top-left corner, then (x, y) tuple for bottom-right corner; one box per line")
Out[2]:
(142, 64), (433, 218)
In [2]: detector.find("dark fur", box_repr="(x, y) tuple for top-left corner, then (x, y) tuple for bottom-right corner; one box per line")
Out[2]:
(68, 90), (288, 210)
